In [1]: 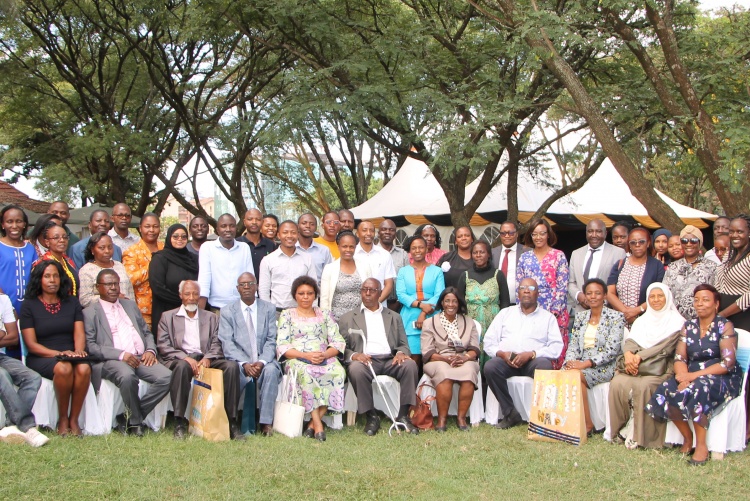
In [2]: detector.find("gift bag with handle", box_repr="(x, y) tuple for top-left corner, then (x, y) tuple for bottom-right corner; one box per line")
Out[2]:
(188, 367), (230, 442)
(273, 368), (305, 438)
(527, 369), (586, 446)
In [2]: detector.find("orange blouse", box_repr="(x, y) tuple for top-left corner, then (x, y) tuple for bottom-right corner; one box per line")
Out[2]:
(122, 239), (163, 325)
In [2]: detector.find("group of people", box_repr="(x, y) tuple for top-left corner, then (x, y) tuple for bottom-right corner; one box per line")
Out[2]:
(1, 202), (748, 465)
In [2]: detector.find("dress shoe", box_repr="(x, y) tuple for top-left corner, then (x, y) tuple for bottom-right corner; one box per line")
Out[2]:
(315, 431), (326, 442)
(260, 424), (273, 437)
(457, 423), (470, 432)
(397, 416), (419, 435)
(303, 427), (315, 439)
(173, 419), (187, 440)
(688, 457), (708, 466)
(128, 424), (145, 438)
(364, 415), (381, 436)
(230, 422), (246, 441)
(435, 425), (447, 433)
(114, 414), (128, 435)
(495, 410), (523, 430)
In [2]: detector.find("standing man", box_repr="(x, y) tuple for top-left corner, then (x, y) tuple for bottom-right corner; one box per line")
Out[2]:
(338, 209), (355, 233)
(219, 272), (281, 437)
(568, 219), (626, 317)
(69, 210), (123, 269)
(491, 221), (529, 305)
(705, 216), (731, 264)
(157, 280), (243, 440)
(47, 200), (80, 251)
(259, 221), (316, 313)
(355, 220), (396, 306)
(314, 211), (341, 259)
(296, 213), (332, 285)
(197, 214), (254, 312)
(238, 208), (276, 280)
(378, 219), (409, 312)
(109, 203), (141, 252)
(187, 216), (209, 256)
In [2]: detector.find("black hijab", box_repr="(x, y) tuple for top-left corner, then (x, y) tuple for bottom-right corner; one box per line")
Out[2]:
(157, 224), (199, 274)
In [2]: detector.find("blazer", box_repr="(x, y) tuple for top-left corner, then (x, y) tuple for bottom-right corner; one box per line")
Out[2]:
(607, 255), (666, 306)
(491, 243), (530, 269)
(420, 314), (480, 362)
(84, 298), (157, 361)
(338, 307), (411, 361)
(319, 257), (372, 311)
(568, 242), (626, 314)
(156, 307), (223, 362)
(565, 307), (624, 369)
(218, 298), (278, 365)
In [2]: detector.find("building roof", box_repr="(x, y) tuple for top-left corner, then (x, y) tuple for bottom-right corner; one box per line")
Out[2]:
(0, 180), (50, 214)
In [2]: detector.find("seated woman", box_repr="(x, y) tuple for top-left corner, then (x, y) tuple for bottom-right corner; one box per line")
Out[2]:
(78, 232), (134, 308)
(277, 276), (346, 442)
(19, 260), (90, 437)
(646, 284), (744, 465)
(562, 278), (624, 436)
(320, 230), (371, 320)
(420, 287), (480, 432)
(33, 221), (79, 297)
(609, 283), (688, 449)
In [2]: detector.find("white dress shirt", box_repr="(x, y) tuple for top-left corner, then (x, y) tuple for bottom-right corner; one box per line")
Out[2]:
(175, 305), (202, 354)
(499, 245), (518, 302)
(259, 247), (317, 309)
(582, 245), (605, 281)
(198, 239), (254, 308)
(355, 244), (396, 306)
(483, 304), (563, 360)
(361, 304), (392, 356)
(108, 228), (141, 252)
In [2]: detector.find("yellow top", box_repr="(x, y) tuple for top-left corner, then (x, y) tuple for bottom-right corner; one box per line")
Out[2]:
(314, 236), (340, 259)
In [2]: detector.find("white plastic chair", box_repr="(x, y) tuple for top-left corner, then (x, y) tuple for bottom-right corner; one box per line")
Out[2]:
(31, 378), (108, 435)
(273, 373), (344, 430)
(343, 376), (402, 422)
(485, 376), (534, 424)
(97, 379), (170, 432)
(664, 328), (750, 458)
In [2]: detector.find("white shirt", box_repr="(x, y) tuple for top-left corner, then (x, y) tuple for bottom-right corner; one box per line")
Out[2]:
(259, 247), (317, 309)
(583, 244), (605, 280)
(361, 304), (391, 356)
(175, 305), (202, 354)
(108, 228), (140, 252)
(0, 295), (14, 353)
(499, 245), (518, 302)
(704, 248), (721, 265)
(355, 244), (396, 306)
(483, 304), (563, 360)
(198, 239), (254, 308)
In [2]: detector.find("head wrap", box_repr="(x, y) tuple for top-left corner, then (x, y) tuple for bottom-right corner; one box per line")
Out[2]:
(679, 225), (703, 246)
(652, 228), (672, 245)
(627, 283), (685, 349)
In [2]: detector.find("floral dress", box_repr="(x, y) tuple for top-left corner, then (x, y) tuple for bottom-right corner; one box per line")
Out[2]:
(276, 307), (347, 414)
(517, 248), (569, 368)
(646, 316), (744, 427)
(465, 270), (500, 371)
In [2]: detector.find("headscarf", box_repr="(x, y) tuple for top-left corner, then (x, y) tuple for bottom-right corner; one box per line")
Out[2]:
(679, 225), (703, 246)
(627, 282), (685, 349)
(652, 228), (672, 245)
(156, 224), (199, 275)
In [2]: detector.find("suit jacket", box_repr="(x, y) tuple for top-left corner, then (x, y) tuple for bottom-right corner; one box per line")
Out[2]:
(157, 307), (223, 362)
(568, 242), (626, 314)
(218, 298), (277, 365)
(491, 242), (530, 269)
(84, 298), (157, 361)
(338, 307), (411, 361)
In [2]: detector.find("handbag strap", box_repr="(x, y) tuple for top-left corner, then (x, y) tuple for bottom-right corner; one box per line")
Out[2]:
(416, 382), (436, 404)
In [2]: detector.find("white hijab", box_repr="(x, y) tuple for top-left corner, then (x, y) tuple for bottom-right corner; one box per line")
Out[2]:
(626, 283), (685, 349)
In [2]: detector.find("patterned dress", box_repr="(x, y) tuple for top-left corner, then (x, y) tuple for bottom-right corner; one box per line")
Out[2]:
(517, 248), (569, 368)
(122, 239), (163, 326)
(663, 257), (717, 319)
(276, 308), (347, 414)
(465, 270), (500, 371)
(330, 270), (362, 321)
(646, 316), (744, 427)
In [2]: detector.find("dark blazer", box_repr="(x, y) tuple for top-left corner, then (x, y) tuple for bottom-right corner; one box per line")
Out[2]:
(607, 255), (666, 306)
(84, 298), (157, 361)
(491, 242), (530, 269)
(338, 307), (411, 361)
(218, 298), (277, 365)
(157, 307), (223, 362)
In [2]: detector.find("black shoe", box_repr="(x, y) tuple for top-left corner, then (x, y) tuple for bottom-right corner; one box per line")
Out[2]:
(128, 424), (145, 438)
(435, 425), (447, 433)
(229, 421), (246, 441)
(173, 419), (187, 440)
(397, 416), (419, 435)
(303, 427), (315, 439)
(260, 424), (273, 437)
(114, 414), (127, 435)
(458, 423), (470, 432)
(364, 415), (381, 436)
(688, 457), (708, 466)
(496, 410), (523, 430)
(315, 431), (326, 442)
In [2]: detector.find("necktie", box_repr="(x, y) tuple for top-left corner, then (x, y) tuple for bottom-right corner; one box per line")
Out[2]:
(501, 248), (511, 277)
(583, 248), (600, 280)
(245, 306), (258, 363)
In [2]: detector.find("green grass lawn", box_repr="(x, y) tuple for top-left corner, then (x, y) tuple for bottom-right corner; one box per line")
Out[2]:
(2, 419), (747, 500)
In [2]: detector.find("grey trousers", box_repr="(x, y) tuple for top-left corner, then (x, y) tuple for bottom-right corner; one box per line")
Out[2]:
(0, 354), (41, 432)
(239, 360), (281, 426)
(165, 358), (241, 420)
(100, 359), (172, 426)
(484, 356), (553, 418)
(347, 356), (418, 414)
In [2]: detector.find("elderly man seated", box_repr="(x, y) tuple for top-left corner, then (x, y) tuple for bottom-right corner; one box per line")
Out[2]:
(218, 272), (281, 437)
(157, 280), (243, 440)
(483, 278), (563, 429)
(84, 269), (171, 437)
(339, 278), (419, 435)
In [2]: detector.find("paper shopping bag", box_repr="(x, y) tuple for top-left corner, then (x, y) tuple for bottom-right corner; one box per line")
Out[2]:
(188, 367), (230, 442)
(527, 370), (586, 446)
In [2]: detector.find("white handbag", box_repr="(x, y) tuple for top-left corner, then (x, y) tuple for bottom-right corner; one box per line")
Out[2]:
(273, 367), (305, 438)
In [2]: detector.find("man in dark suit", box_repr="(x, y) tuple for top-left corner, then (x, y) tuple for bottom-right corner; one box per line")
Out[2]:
(491, 221), (530, 305)
(568, 219), (626, 317)
(84, 269), (171, 437)
(157, 280), (242, 440)
(339, 278), (419, 435)
(218, 272), (281, 437)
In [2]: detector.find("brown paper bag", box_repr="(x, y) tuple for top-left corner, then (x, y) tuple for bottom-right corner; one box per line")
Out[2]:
(188, 367), (230, 442)
(527, 369), (586, 446)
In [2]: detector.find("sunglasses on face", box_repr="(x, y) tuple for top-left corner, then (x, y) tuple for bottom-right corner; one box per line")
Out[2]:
(628, 239), (648, 247)
(680, 237), (700, 245)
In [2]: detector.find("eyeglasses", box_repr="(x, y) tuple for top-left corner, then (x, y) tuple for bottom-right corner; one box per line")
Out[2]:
(518, 285), (537, 291)
(628, 239), (648, 247)
(96, 282), (119, 288)
(237, 282), (257, 288)
(498, 231), (516, 237)
(323, 220), (341, 226)
(172, 234), (188, 240)
(680, 237), (700, 245)
(360, 287), (380, 294)
(530, 232), (547, 238)
(47, 235), (69, 241)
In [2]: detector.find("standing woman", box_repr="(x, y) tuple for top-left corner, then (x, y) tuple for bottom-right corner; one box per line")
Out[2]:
(149, 224), (198, 330)
(517, 218), (569, 368)
(26, 214), (61, 257)
(397, 236), (446, 368)
(412, 224), (446, 265)
(437, 226), (475, 288)
(34, 222), (79, 297)
(122, 213), (163, 328)
(0, 205), (36, 359)
(320, 230), (371, 321)
(667, 235), (685, 262)
(663, 226), (716, 320)
(651, 229), (672, 268)
(607, 227), (665, 327)
(77, 232), (134, 308)
(20, 260), (90, 436)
